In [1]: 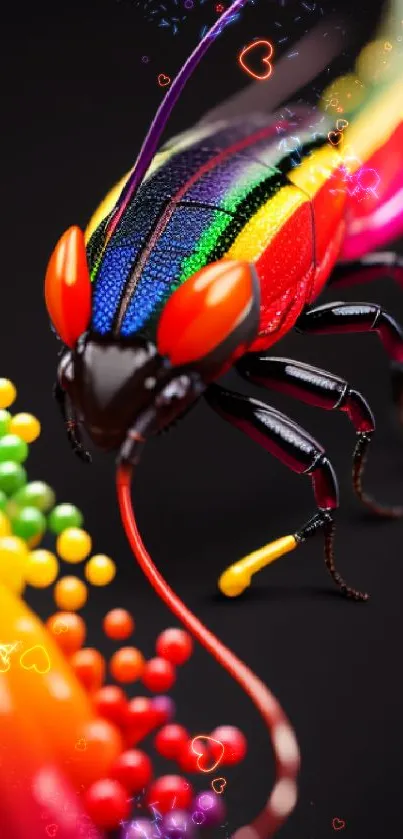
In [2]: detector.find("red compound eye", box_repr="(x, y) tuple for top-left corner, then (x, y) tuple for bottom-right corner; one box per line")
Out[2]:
(44, 226), (92, 348)
(157, 260), (258, 367)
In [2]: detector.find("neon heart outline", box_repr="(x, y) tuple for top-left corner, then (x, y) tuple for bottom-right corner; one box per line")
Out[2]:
(19, 644), (51, 674)
(328, 130), (343, 146)
(211, 777), (227, 794)
(332, 817), (346, 831)
(239, 40), (274, 81)
(158, 74), (171, 88)
(45, 825), (58, 838)
(191, 735), (225, 773)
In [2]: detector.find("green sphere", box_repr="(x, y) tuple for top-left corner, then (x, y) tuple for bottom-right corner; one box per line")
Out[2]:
(0, 462), (27, 496)
(0, 490), (7, 511)
(0, 410), (11, 437)
(0, 434), (28, 464)
(11, 506), (46, 541)
(12, 481), (56, 513)
(48, 503), (84, 534)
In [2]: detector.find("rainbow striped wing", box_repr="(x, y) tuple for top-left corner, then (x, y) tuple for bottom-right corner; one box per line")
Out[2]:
(86, 109), (334, 347)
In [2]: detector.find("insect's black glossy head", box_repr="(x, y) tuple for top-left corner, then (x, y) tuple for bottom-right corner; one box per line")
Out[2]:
(60, 333), (202, 453)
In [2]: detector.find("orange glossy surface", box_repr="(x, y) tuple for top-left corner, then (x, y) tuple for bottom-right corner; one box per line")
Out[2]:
(157, 260), (254, 365)
(44, 226), (92, 348)
(0, 584), (94, 773)
(70, 718), (123, 788)
(0, 676), (100, 838)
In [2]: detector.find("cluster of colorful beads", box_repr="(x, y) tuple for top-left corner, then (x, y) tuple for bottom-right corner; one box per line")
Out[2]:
(0, 378), (116, 606)
(0, 378), (248, 835)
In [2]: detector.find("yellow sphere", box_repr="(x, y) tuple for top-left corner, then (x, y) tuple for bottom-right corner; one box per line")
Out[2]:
(85, 554), (116, 586)
(356, 38), (400, 87)
(0, 535), (28, 593)
(0, 379), (17, 410)
(26, 549), (59, 588)
(9, 412), (41, 443)
(56, 527), (92, 563)
(54, 576), (87, 610)
(0, 510), (11, 537)
(321, 73), (366, 116)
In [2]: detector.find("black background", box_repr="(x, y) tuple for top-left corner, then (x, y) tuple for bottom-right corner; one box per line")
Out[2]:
(1, 1), (403, 837)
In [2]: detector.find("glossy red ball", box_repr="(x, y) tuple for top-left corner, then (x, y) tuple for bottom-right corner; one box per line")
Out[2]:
(210, 725), (247, 765)
(111, 748), (153, 793)
(125, 696), (159, 747)
(154, 724), (189, 760)
(93, 685), (128, 727)
(84, 778), (130, 829)
(146, 775), (193, 814)
(155, 628), (193, 666)
(142, 658), (176, 692)
(177, 738), (206, 773)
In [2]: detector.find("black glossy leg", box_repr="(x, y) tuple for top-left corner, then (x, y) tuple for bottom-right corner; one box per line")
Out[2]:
(205, 383), (368, 601)
(236, 354), (403, 518)
(296, 299), (403, 428)
(329, 252), (403, 291)
(53, 382), (91, 463)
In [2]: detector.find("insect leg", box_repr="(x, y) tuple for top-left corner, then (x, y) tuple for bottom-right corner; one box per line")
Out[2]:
(53, 381), (91, 463)
(236, 354), (402, 518)
(205, 383), (368, 601)
(296, 300), (403, 428)
(328, 252), (403, 292)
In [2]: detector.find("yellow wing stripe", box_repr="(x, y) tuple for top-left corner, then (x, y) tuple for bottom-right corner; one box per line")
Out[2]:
(226, 185), (309, 262)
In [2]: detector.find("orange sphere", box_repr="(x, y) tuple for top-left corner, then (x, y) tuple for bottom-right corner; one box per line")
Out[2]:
(103, 608), (135, 640)
(70, 647), (106, 693)
(46, 611), (86, 656)
(109, 647), (145, 684)
(71, 718), (123, 788)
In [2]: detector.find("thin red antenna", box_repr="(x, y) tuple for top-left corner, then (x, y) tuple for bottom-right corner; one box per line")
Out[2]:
(105, 0), (251, 242)
(116, 464), (300, 839)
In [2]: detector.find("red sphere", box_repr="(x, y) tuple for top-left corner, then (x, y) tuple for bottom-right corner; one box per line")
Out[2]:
(111, 749), (153, 793)
(156, 628), (193, 666)
(210, 725), (247, 765)
(146, 775), (193, 814)
(84, 778), (130, 829)
(142, 658), (176, 692)
(177, 738), (206, 773)
(93, 685), (128, 727)
(70, 648), (106, 693)
(103, 608), (135, 640)
(125, 696), (159, 746)
(154, 724), (189, 760)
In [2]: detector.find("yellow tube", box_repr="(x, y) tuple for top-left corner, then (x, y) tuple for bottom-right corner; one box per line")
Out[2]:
(218, 535), (298, 597)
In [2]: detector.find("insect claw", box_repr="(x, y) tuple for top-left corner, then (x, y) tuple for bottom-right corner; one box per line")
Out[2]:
(352, 431), (403, 519)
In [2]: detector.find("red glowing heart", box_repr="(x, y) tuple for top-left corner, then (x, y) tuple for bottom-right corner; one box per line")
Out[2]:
(158, 74), (171, 88)
(239, 40), (274, 81)
(191, 735), (225, 772)
(45, 826), (58, 838)
(332, 818), (346, 831)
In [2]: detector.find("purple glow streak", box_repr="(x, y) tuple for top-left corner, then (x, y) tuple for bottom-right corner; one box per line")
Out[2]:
(106, 0), (250, 240)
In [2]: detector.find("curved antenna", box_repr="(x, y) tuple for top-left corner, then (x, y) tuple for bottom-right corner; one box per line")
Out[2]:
(105, 0), (250, 241)
(117, 464), (300, 839)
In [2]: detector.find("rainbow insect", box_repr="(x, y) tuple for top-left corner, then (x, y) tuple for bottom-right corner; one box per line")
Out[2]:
(44, 1), (403, 836)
